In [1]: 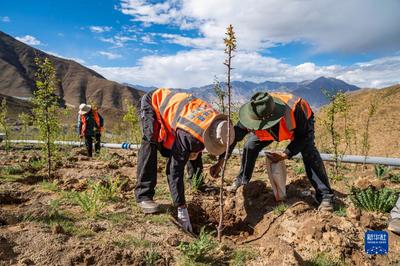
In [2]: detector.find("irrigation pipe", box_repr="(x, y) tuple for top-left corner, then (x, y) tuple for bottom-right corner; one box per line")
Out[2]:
(5, 139), (400, 167)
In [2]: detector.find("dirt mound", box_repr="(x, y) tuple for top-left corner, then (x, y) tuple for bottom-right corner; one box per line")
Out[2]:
(188, 179), (399, 265)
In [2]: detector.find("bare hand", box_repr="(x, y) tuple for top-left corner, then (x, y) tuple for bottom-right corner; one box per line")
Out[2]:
(267, 151), (288, 163)
(209, 160), (224, 178)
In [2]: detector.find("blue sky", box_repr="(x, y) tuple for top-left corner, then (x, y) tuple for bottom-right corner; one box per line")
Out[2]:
(1, 0), (400, 88)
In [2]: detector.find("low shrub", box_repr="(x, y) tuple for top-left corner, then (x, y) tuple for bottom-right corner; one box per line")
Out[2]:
(374, 164), (391, 179)
(350, 187), (398, 213)
(178, 228), (217, 264)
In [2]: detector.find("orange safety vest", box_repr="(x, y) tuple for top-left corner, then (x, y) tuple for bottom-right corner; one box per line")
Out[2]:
(151, 88), (220, 149)
(80, 110), (103, 135)
(254, 93), (313, 142)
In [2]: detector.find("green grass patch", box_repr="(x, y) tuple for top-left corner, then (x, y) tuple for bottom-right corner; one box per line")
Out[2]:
(273, 203), (289, 215)
(144, 214), (170, 225)
(230, 248), (258, 266)
(104, 212), (130, 225)
(374, 164), (391, 179)
(333, 205), (347, 217)
(155, 185), (171, 201)
(305, 252), (344, 266)
(389, 173), (400, 183)
(73, 183), (106, 218)
(41, 180), (59, 192)
(1, 165), (24, 175)
(23, 200), (93, 237)
(190, 169), (205, 192)
(98, 175), (126, 202)
(293, 163), (305, 175)
(26, 158), (45, 172)
(0, 173), (24, 183)
(178, 228), (217, 265)
(143, 248), (162, 266)
(113, 236), (152, 249)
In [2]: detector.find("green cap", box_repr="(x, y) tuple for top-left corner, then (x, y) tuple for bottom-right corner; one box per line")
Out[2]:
(239, 92), (287, 130)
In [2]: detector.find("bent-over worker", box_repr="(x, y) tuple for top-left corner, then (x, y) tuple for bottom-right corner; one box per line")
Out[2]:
(210, 92), (334, 211)
(135, 88), (234, 232)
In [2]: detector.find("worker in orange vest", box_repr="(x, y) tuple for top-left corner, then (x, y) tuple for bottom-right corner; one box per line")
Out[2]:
(78, 104), (104, 157)
(210, 92), (334, 212)
(136, 88), (234, 232)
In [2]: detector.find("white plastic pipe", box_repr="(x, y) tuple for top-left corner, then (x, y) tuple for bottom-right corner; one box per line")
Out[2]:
(6, 139), (400, 166)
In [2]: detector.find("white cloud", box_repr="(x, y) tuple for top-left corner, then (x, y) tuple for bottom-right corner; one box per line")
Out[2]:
(1, 16), (10, 23)
(118, 0), (400, 53)
(160, 33), (220, 49)
(141, 34), (157, 44)
(90, 50), (400, 88)
(89, 26), (112, 33)
(99, 35), (136, 47)
(45, 51), (86, 64)
(15, 35), (41, 46)
(99, 51), (122, 60)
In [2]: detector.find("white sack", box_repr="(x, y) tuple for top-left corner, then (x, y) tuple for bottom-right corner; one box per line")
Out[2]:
(265, 157), (287, 201)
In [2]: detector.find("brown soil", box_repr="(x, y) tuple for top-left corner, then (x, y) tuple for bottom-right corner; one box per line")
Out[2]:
(1, 146), (400, 265)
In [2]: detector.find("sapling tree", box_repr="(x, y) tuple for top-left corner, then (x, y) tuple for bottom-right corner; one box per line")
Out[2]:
(0, 98), (11, 150)
(362, 95), (378, 164)
(218, 24), (236, 242)
(18, 112), (31, 140)
(122, 100), (140, 145)
(32, 57), (61, 178)
(213, 77), (226, 114)
(322, 90), (348, 177)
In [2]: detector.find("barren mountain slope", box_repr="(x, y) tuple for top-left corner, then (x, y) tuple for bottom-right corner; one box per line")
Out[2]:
(315, 84), (400, 157)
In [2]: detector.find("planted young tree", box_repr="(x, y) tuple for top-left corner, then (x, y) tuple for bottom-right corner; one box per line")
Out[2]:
(362, 96), (378, 164)
(322, 90), (348, 177)
(122, 100), (140, 145)
(217, 24), (236, 242)
(18, 112), (31, 140)
(32, 57), (61, 178)
(0, 98), (11, 150)
(213, 77), (226, 114)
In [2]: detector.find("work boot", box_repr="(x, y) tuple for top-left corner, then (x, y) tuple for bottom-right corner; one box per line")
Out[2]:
(318, 197), (334, 212)
(388, 218), (400, 234)
(226, 180), (242, 193)
(138, 200), (160, 214)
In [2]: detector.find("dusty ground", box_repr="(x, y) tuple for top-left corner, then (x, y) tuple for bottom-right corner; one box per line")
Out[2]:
(1, 145), (400, 265)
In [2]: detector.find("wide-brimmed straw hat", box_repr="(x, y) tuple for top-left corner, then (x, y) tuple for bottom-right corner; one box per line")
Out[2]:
(203, 114), (235, 156)
(239, 92), (287, 130)
(78, 103), (92, 115)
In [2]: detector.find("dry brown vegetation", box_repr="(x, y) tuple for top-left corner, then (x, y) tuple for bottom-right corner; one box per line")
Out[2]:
(315, 84), (400, 157)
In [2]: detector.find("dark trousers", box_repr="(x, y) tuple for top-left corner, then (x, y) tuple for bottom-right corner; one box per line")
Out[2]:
(236, 134), (333, 202)
(85, 134), (101, 157)
(135, 93), (203, 203)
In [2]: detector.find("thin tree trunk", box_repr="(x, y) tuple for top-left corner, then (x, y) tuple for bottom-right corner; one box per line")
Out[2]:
(218, 46), (232, 242)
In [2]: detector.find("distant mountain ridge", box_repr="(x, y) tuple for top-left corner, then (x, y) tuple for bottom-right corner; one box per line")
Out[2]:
(0, 31), (143, 112)
(126, 77), (360, 108)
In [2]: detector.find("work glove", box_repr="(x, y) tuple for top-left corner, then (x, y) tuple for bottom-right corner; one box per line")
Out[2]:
(177, 206), (193, 233)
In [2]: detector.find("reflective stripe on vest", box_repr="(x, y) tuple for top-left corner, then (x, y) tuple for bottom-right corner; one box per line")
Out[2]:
(254, 93), (312, 142)
(151, 88), (219, 149)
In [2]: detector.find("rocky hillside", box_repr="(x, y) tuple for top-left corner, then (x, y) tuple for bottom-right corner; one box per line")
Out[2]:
(315, 84), (400, 157)
(0, 31), (143, 111)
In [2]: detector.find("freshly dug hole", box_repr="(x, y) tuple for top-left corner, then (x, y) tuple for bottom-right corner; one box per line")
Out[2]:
(188, 180), (273, 237)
